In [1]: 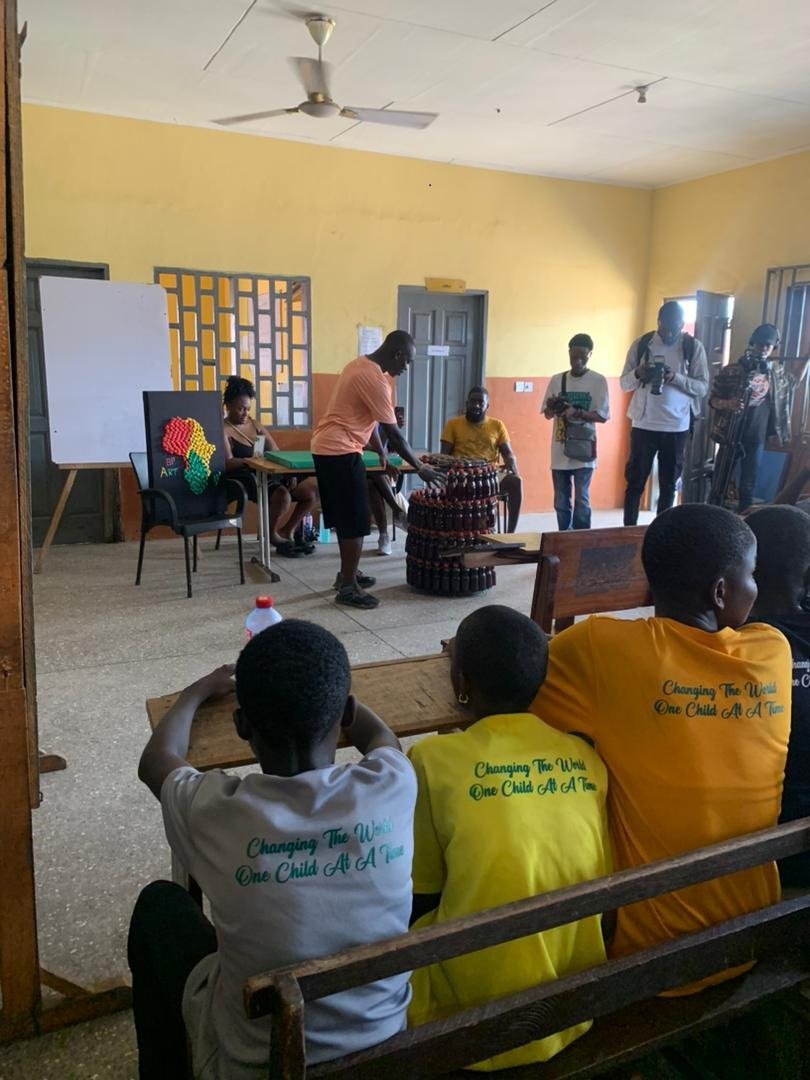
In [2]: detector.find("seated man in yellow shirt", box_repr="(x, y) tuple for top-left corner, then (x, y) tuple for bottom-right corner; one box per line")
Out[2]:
(440, 387), (522, 532)
(408, 605), (611, 1070)
(533, 503), (792, 990)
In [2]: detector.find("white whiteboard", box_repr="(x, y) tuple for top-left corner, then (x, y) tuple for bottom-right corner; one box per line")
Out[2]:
(39, 278), (173, 466)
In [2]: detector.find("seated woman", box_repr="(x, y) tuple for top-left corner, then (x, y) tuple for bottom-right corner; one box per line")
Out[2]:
(408, 604), (610, 1070)
(746, 505), (810, 887)
(223, 375), (318, 558)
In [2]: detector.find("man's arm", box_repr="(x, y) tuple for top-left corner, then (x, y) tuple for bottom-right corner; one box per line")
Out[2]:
(499, 441), (519, 473)
(138, 665), (235, 799)
(379, 422), (439, 483)
(342, 696), (401, 754)
(668, 339), (709, 399)
(619, 340), (645, 392)
(562, 405), (607, 424)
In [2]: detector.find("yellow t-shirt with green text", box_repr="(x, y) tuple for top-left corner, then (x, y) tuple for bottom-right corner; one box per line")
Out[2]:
(440, 415), (509, 464)
(408, 713), (611, 1071)
(533, 616), (792, 988)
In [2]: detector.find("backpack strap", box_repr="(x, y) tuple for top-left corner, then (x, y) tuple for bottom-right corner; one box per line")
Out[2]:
(682, 332), (695, 368)
(635, 331), (655, 365)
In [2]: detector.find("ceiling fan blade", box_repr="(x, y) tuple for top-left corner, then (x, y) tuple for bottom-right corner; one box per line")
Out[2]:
(213, 108), (299, 126)
(291, 56), (332, 99)
(340, 107), (438, 129)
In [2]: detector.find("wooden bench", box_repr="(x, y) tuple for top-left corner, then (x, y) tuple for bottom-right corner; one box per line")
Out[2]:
(244, 820), (810, 1079)
(530, 525), (651, 633)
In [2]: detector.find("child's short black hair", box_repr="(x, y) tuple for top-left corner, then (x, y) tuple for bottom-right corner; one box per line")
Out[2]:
(642, 504), (754, 605)
(235, 619), (350, 746)
(747, 505), (810, 598)
(455, 605), (548, 713)
(223, 375), (256, 404)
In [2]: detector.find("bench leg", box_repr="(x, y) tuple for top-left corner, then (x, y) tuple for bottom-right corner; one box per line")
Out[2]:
(237, 526), (245, 585)
(192, 535), (198, 573)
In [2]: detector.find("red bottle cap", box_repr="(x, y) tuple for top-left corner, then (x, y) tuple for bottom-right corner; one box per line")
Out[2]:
(255, 596), (274, 608)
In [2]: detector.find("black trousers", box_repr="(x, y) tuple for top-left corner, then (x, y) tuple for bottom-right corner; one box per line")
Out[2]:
(737, 401), (769, 512)
(623, 427), (689, 525)
(128, 880), (217, 1080)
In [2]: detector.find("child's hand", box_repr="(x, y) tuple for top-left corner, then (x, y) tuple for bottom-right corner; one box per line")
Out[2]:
(194, 664), (235, 701)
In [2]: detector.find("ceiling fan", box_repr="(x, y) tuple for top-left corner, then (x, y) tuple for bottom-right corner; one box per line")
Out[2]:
(214, 14), (438, 130)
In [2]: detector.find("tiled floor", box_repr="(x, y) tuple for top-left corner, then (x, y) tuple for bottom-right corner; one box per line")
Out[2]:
(0, 508), (650, 1079)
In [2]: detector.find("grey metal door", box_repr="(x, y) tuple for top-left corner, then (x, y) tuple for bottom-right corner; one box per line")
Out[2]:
(396, 288), (485, 455)
(682, 290), (733, 503)
(27, 260), (109, 546)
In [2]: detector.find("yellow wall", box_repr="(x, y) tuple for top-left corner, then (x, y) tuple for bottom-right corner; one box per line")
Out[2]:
(22, 104), (651, 378)
(647, 149), (810, 353)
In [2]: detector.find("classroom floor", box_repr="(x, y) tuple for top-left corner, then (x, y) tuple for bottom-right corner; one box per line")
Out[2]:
(0, 508), (653, 1080)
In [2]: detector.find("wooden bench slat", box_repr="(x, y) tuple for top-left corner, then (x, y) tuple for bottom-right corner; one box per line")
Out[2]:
(246, 819), (810, 1015)
(304, 898), (810, 1079)
(446, 953), (810, 1080)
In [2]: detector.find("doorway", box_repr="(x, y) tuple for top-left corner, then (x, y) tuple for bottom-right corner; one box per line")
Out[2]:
(27, 259), (111, 546)
(396, 287), (487, 456)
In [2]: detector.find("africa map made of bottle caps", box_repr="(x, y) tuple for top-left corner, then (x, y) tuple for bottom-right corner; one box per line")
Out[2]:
(161, 417), (220, 494)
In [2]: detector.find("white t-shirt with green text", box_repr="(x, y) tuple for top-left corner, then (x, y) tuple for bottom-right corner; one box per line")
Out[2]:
(161, 748), (416, 1079)
(541, 369), (610, 471)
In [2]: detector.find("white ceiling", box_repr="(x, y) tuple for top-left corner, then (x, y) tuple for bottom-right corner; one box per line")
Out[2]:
(17, 0), (810, 188)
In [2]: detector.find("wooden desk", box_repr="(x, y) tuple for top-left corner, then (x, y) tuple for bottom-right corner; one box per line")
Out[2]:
(458, 532), (542, 569)
(145, 653), (461, 771)
(246, 457), (415, 581)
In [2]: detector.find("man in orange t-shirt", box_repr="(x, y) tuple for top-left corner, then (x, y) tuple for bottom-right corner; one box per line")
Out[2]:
(311, 331), (438, 609)
(533, 503), (792, 991)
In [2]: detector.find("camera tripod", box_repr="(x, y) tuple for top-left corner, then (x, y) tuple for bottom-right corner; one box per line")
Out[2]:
(707, 360), (763, 508)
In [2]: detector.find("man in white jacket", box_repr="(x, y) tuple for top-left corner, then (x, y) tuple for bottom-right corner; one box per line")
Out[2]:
(620, 301), (708, 525)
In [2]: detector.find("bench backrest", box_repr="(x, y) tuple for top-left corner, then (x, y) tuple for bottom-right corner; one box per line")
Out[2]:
(244, 819), (810, 1079)
(530, 525), (651, 632)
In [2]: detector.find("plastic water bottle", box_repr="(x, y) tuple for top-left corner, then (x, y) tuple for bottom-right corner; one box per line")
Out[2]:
(302, 512), (314, 544)
(245, 596), (282, 640)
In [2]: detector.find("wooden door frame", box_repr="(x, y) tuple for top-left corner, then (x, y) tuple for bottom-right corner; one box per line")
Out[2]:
(0, 3), (130, 1045)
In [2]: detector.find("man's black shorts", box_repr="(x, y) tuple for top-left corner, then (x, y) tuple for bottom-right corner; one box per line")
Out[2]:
(313, 453), (370, 540)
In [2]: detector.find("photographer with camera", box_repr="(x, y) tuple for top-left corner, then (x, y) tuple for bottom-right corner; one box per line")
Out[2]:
(542, 333), (609, 531)
(619, 301), (709, 525)
(709, 323), (794, 511)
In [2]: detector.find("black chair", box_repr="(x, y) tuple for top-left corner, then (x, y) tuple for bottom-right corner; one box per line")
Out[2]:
(130, 452), (246, 598)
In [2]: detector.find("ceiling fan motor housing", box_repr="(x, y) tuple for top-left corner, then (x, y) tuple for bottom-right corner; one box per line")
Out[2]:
(299, 99), (340, 118)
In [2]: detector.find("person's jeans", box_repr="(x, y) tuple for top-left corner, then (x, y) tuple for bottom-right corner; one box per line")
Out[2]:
(552, 468), (594, 531)
(738, 402), (769, 512)
(128, 880), (217, 1080)
(623, 427), (689, 525)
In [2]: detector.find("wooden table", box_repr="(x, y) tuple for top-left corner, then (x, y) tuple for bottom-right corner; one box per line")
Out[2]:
(246, 457), (414, 582)
(145, 653), (462, 771)
(455, 532), (542, 570)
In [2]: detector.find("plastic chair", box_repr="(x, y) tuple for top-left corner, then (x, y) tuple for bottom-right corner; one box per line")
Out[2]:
(130, 452), (246, 598)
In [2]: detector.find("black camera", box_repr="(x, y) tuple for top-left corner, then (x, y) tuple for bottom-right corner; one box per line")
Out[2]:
(549, 395), (569, 416)
(648, 360), (666, 396)
(739, 347), (770, 375)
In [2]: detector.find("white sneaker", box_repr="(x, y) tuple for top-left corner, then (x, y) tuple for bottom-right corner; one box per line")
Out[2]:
(377, 533), (393, 556)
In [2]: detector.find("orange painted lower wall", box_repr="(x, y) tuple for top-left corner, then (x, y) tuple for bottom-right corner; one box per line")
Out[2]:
(120, 372), (630, 539)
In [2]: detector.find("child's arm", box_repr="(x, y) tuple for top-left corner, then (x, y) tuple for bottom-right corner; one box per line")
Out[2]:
(341, 696), (401, 755)
(139, 665), (235, 799)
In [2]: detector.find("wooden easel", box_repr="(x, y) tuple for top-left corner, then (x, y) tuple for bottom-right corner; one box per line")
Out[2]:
(34, 462), (125, 574)
(0, 1), (130, 1045)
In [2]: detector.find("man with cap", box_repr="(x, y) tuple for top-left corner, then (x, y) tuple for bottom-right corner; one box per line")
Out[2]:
(710, 323), (797, 512)
(619, 301), (709, 525)
(541, 333), (610, 531)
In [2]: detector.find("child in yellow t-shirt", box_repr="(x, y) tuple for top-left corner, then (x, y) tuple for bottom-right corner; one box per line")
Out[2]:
(408, 605), (611, 1071)
(534, 503), (792, 990)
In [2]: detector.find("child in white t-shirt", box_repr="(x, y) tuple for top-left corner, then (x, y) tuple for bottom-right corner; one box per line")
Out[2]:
(129, 619), (416, 1079)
